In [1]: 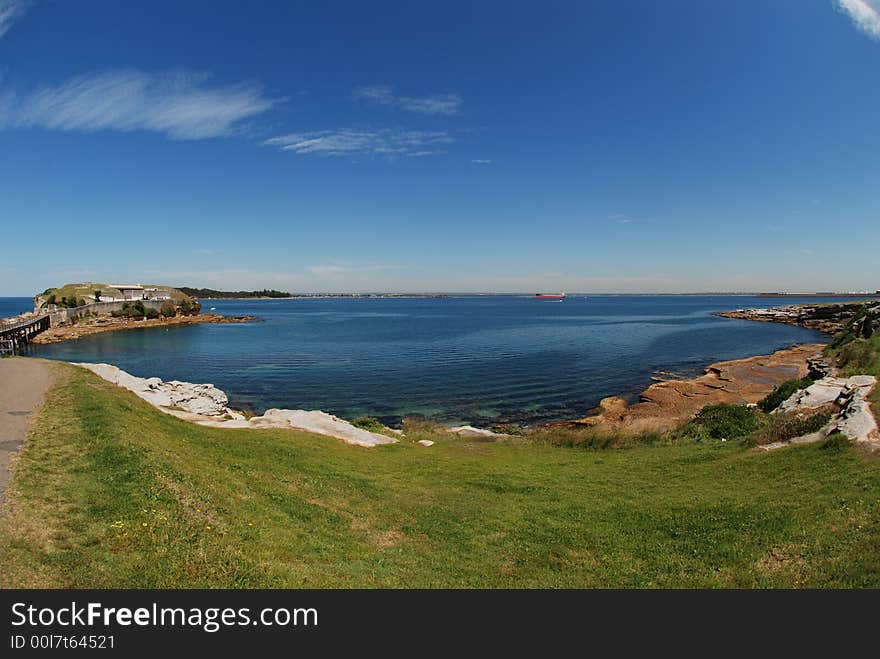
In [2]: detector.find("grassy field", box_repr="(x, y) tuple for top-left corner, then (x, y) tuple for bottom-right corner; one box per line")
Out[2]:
(2, 362), (879, 588)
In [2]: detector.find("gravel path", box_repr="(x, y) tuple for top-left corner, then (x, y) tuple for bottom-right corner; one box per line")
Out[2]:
(0, 358), (54, 504)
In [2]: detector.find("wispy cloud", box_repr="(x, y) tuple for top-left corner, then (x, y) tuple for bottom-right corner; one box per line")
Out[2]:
(609, 214), (631, 224)
(836, 0), (880, 40)
(471, 159), (492, 164)
(307, 263), (402, 276)
(0, 69), (276, 140)
(353, 85), (462, 116)
(0, 0), (30, 39)
(264, 129), (452, 157)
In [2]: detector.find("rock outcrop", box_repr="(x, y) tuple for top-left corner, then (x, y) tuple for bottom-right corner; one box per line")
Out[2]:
(776, 375), (875, 414)
(77, 363), (233, 416)
(569, 344), (824, 433)
(75, 362), (396, 448)
(448, 425), (511, 440)
(759, 375), (878, 450)
(717, 301), (880, 335)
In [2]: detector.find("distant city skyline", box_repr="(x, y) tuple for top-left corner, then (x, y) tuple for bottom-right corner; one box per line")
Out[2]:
(1, 1), (879, 296)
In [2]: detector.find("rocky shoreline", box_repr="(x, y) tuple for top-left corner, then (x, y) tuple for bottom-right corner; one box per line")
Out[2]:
(715, 300), (879, 334)
(32, 313), (254, 344)
(563, 343), (826, 433)
(72, 362), (514, 448)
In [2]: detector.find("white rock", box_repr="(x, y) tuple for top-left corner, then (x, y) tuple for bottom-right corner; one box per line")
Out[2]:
(76, 363), (229, 416)
(448, 425), (508, 439)
(828, 396), (879, 443)
(776, 376), (876, 413)
(252, 409), (396, 448)
(74, 362), (398, 448)
(417, 440), (434, 447)
(761, 374), (878, 450)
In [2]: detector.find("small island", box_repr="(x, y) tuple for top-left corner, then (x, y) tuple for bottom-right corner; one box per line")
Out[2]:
(26, 282), (254, 345)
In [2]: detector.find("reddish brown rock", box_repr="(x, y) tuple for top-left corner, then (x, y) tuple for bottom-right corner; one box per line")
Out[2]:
(570, 343), (825, 433)
(32, 313), (253, 344)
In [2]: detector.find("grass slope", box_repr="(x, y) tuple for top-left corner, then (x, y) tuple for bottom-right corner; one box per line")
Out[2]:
(2, 363), (879, 588)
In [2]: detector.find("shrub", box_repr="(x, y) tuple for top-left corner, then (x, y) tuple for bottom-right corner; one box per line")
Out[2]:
(144, 307), (159, 319)
(93, 289), (102, 302)
(352, 416), (385, 432)
(493, 424), (524, 436)
(176, 299), (202, 316)
(689, 404), (759, 440)
(160, 303), (176, 318)
(758, 377), (814, 413)
(746, 410), (833, 447)
(110, 309), (126, 318)
(820, 432), (852, 451)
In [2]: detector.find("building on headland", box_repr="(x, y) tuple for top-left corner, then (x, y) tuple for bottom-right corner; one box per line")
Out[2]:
(103, 285), (172, 301)
(143, 287), (173, 301)
(109, 284), (146, 301)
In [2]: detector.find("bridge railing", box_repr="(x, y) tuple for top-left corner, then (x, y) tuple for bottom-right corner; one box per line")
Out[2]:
(0, 313), (50, 334)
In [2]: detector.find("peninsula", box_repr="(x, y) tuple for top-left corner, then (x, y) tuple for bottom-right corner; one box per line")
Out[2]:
(19, 282), (254, 345)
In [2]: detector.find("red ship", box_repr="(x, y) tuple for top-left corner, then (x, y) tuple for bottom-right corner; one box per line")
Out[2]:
(534, 292), (565, 299)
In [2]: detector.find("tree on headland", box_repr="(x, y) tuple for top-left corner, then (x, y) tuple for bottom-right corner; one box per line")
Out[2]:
(93, 289), (102, 302)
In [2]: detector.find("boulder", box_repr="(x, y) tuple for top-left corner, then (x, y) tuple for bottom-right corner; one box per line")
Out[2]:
(252, 409), (397, 448)
(76, 363), (229, 416)
(417, 440), (435, 447)
(448, 425), (509, 439)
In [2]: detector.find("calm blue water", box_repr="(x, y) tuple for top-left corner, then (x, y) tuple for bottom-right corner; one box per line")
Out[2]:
(6, 295), (838, 425)
(0, 297), (34, 319)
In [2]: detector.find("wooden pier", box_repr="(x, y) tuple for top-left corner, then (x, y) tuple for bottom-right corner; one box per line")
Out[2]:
(0, 314), (51, 355)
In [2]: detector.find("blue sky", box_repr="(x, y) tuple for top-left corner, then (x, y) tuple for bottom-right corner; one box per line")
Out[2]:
(1, 0), (878, 295)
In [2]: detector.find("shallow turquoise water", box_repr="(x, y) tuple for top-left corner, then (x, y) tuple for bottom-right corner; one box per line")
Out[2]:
(20, 295), (831, 425)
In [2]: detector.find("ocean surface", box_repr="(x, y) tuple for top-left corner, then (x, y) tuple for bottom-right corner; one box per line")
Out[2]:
(5, 295), (835, 426)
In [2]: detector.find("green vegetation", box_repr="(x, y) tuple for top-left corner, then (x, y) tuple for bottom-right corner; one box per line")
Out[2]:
(821, 433), (853, 451)
(39, 283), (191, 308)
(824, 305), (880, 425)
(758, 377), (815, 413)
(351, 416), (385, 432)
(745, 410), (833, 447)
(177, 287), (291, 299)
(3, 363), (879, 588)
(177, 299), (201, 316)
(160, 302), (176, 319)
(686, 404), (760, 440)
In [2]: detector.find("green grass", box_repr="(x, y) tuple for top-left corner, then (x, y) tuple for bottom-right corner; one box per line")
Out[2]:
(2, 363), (880, 588)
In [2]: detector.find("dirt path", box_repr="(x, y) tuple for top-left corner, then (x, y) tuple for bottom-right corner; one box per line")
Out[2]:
(0, 358), (54, 504)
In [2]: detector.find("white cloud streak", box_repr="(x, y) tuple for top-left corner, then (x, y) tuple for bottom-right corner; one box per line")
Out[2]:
(836, 0), (880, 40)
(0, 69), (276, 140)
(353, 85), (462, 115)
(0, 0), (30, 39)
(308, 264), (402, 276)
(264, 129), (452, 157)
